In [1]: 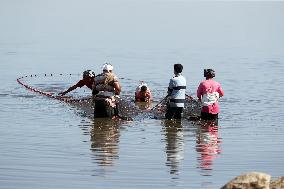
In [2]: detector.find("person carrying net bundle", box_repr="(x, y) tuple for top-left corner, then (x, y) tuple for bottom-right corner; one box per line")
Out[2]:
(197, 69), (224, 124)
(58, 70), (95, 96)
(92, 63), (121, 118)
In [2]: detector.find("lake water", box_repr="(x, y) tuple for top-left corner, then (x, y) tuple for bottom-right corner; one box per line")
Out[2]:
(1, 1), (284, 188)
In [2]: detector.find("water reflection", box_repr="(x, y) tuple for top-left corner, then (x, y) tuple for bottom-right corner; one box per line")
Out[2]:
(135, 101), (152, 111)
(161, 120), (184, 176)
(90, 119), (121, 167)
(195, 120), (222, 176)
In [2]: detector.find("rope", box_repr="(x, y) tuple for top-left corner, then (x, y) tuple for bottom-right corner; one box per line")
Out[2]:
(16, 73), (90, 103)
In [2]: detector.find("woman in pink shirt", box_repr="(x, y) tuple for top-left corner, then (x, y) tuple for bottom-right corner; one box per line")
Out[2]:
(197, 69), (224, 122)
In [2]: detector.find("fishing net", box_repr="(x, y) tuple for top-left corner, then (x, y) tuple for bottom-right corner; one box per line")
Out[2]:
(17, 74), (202, 120)
(151, 97), (202, 120)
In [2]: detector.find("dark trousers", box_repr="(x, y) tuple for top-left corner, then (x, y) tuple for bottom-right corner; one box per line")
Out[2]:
(165, 107), (183, 120)
(201, 112), (218, 125)
(94, 99), (118, 118)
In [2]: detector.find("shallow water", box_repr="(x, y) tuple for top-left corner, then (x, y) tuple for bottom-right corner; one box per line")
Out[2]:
(1, 1), (284, 189)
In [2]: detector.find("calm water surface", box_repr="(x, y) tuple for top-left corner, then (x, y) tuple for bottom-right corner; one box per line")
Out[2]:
(1, 1), (284, 189)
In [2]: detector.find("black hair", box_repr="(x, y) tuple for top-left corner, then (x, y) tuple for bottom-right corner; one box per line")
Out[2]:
(174, 64), (183, 73)
(83, 70), (95, 79)
(204, 69), (215, 78)
(141, 85), (147, 92)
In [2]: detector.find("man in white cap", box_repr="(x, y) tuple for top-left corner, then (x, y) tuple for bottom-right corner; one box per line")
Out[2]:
(93, 63), (121, 118)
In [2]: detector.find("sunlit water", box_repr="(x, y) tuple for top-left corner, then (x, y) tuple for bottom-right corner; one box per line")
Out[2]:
(1, 1), (284, 189)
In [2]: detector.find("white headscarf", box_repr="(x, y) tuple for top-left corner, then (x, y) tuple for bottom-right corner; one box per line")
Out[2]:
(102, 63), (113, 72)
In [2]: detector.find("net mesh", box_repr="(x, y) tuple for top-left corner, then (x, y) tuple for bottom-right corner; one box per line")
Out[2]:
(17, 73), (202, 120)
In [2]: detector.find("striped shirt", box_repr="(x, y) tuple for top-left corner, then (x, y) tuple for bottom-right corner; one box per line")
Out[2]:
(168, 73), (186, 107)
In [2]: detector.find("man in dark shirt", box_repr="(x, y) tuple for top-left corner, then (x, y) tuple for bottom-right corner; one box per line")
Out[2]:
(58, 70), (95, 96)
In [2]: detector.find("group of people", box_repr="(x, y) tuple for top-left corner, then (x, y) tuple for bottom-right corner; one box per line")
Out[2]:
(165, 64), (224, 123)
(59, 63), (121, 118)
(58, 63), (224, 122)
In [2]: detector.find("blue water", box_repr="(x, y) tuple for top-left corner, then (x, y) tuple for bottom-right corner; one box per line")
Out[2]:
(1, 1), (284, 188)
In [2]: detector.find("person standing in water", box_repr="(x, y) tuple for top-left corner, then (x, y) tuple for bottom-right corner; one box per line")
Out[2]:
(197, 69), (224, 122)
(165, 64), (187, 120)
(58, 70), (95, 96)
(93, 63), (121, 118)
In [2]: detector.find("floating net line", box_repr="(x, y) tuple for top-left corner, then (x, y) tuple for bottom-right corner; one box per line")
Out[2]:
(16, 73), (91, 103)
(16, 73), (202, 120)
(16, 73), (143, 119)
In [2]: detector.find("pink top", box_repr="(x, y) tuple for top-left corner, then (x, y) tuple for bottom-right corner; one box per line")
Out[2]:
(135, 90), (152, 102)
(197, 79), (224, 114)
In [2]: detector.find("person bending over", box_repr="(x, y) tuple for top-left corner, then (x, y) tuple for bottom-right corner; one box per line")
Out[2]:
(58, 70), (95, 96)
(135, 82), (152, 102)
(93, 63), (121, 118)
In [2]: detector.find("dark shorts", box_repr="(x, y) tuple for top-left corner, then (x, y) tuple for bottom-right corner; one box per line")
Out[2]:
(165, 107), (183, 120)
(94, 99), (118, 118)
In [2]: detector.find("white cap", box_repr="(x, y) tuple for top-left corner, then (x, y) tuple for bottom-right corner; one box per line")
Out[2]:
(102, 63), (113, 71)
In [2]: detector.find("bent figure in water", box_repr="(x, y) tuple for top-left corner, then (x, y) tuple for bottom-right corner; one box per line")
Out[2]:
(58, 70), (95, 96)
(92, 63), (122, 119)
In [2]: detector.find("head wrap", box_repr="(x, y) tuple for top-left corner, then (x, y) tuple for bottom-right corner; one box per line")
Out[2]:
(102, 63), (113, 72)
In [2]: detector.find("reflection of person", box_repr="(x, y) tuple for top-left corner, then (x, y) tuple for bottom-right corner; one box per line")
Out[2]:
(93, 63), (121, 118)
(135, 100), (151, 110)
(195, 122), (221, 173)
(162, 120), (184, 175)
(90, 119), (120, 166)
(197, 69), (224, 123)
(165, 64), (186, 120)
(135, 82), (152, 102)
(58, 70), (95, 96)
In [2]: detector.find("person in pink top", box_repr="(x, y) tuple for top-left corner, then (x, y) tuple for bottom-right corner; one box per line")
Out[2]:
(135, 83), (152, 102)
(197, 69), (224, 122)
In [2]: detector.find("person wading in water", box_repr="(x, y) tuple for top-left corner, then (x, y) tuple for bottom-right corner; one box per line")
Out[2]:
(58, 70), (95, 96)
(197, 69), (224, 124)
(93, 63), (121, 118)
(165, 64), (187, 120)
(135, 82), (152, 102)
